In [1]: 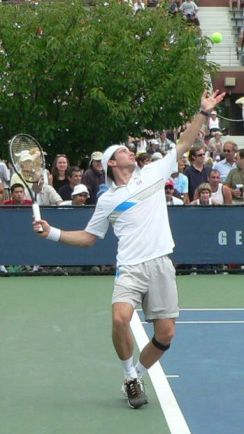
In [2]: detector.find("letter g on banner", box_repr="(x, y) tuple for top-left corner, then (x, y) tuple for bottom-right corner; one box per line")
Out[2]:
(218, 231), (227, 246)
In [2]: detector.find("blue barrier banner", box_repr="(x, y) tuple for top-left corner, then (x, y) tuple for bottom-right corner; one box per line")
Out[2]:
(0, 205), (243, 265)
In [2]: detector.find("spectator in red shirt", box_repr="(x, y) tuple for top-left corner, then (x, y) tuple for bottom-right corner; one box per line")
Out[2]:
(3, 183), (32, 205)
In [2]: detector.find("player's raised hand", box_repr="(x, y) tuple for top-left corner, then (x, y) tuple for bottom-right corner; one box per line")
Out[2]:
(201, 89), (225, 113)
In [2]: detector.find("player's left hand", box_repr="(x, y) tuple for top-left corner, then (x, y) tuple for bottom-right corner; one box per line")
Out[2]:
(200, 90), (225, 113)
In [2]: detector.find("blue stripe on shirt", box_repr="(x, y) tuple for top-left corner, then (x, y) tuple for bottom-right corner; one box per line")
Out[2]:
(114, 201), (137, 213)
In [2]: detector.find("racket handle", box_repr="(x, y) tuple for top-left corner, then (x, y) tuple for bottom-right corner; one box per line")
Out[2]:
(32, 203), (43, 233)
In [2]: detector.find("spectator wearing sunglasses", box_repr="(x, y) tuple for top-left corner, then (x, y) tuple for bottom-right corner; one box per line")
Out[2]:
(184, 146), (211, 201)
(213, 141), (237, 183)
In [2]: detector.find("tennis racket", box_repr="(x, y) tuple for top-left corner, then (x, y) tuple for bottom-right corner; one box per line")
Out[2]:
(9, 134), (45, 232)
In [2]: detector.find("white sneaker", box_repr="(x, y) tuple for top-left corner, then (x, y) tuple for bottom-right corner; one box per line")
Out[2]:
(121, 378), (148, 409)
(121, 377), (145, 397)
(0, 265), (8, 273)
(32, 265), (39, 272)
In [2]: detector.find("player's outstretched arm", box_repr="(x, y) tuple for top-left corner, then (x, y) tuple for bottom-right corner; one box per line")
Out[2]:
(33, 219), (97, 247)
(177, 89), (225, 159)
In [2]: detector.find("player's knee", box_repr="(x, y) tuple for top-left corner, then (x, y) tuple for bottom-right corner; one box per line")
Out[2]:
(156, 329), (175, 345)
(112, 310), (131, 331)
(112, 303), (134, 330)
(155, 322), (175, 345)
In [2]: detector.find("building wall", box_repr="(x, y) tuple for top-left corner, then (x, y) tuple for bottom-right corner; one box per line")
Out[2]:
(212, 71), (244, 94)
(198, 0), (229, 6)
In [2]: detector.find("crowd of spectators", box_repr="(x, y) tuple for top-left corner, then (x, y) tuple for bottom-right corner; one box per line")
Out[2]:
(1, 116), (243, 210)
(1, 116), (243, 276)
(2, 119), (243, 275)
(168, 0), (200, 26)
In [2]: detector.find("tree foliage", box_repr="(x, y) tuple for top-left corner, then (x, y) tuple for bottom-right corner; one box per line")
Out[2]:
(0, 0), (216, 160)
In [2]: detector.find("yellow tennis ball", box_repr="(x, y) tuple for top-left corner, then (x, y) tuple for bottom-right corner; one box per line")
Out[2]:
(210, 32), (223, 44)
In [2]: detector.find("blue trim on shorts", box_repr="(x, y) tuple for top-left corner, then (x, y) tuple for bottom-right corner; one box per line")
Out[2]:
(115, 267), (120, 279)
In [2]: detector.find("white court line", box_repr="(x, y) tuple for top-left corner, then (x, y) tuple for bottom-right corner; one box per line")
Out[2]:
(142, 320), (244, 325)
(137, 308), (244, 312)
(177, 320), (244, 324)
(180, 308), (244, 311)
(130, 311), (191, 434)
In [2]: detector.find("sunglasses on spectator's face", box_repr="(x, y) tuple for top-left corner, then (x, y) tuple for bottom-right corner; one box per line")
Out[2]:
(76, 193), (88, 197)
(223, 149), (232, 153)
(165, 186), (174, 190)
(196, 153), (205, 157)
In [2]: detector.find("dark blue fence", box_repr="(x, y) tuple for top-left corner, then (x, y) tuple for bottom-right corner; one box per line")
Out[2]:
(0, 206), (243, 265)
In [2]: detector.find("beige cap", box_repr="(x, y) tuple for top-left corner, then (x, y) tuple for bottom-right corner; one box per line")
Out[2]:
(89, 151), (103, 166)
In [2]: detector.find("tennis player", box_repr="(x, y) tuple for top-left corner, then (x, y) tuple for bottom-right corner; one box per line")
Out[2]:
(33, 90), (225, 409)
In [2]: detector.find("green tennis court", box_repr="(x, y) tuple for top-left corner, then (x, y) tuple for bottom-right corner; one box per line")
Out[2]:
(0, 275), (243, 434)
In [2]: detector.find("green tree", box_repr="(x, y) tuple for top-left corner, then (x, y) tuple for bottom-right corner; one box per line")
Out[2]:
(0, 0), (216, 161)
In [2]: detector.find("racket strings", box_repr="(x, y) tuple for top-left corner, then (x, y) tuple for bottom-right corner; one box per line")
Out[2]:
(11, 135), (44, 183)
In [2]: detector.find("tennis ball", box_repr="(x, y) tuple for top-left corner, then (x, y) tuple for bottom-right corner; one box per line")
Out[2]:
(210, 32), (223, 44)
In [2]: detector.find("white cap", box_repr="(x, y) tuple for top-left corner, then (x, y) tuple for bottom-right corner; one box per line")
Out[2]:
(71, 184), (90, 197)
(18, 150), (33, 162)
(151, 152), (163, 161)
(150, 139), (160, 145)
(101, 144), (127, 186)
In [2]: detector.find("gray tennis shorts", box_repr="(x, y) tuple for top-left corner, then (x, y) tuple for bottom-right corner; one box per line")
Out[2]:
(112, 256), (179, 321)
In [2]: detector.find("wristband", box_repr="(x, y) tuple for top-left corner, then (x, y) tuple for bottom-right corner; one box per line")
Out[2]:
(199, 109), (210, 117)
(47, 226), (61, 242)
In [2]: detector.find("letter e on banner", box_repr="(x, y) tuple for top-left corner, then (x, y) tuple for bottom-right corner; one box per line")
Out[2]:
(235, 231), (243, 246)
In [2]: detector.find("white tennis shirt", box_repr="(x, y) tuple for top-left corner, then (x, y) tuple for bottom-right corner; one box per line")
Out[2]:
(85, 148), (177, 266)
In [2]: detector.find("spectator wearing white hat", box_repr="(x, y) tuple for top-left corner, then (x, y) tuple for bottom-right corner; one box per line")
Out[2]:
(82, 151), (105, 204)
(32, 175), (63, 206)
(208, 110), (220, 136)
(61, 184), (90, 206)
(10, 151), (34, 199)
(151, 151), (164, 162)
(133, 0), (145, 13)
(147, 139), (160, 155)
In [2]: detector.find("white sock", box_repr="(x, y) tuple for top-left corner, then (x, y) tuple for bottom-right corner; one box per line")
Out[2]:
(121, 356), (137, 380)
(0, 265), (7, 273)
(135, 360), (147, 378)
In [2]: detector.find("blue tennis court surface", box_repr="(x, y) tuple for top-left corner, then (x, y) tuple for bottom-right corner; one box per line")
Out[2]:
(139, 309), (244, 434)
